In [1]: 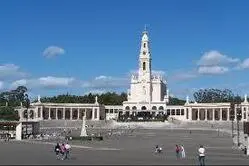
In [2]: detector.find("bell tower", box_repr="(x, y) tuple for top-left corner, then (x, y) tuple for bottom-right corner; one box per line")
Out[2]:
(138, 27), (152, 102)
(138, 28), (151, 82)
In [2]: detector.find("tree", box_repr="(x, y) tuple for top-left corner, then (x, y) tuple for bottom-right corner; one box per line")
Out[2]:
(168, 96), (186, 105)
(40, 92), (128, 105)
(0, 86), (28, 107)
(193, 88), (236, 103)
(0, 106), (20, 121)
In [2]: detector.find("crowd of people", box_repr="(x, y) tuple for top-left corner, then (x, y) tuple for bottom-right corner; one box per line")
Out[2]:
(54, 142), (71, 160)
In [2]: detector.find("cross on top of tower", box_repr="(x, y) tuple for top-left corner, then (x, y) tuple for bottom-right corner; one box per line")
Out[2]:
(143, 24), (148, 34)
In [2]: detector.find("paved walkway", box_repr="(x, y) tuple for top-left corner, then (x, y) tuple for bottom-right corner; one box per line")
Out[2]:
(0, 129), (249, 165)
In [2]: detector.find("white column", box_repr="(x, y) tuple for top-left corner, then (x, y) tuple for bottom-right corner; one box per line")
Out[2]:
(41, 107), (43, 120)
(70, 108), (73, 120)
(55, 108), (58, 120)
(48, 107), (51, 120)
(63, 108), (65, 120)
(219, 108), (222, 121)
(189, 108), (192, 121)
(212, 109), (215, 121)
(35, 109), (38, 119)
(97, 108), (100, 120)
(77, 108), (80, 120)
(197, 109), (200, 121)
(15, 122), (22, 140)
(92, 108), (95, 120)
(205, 109), (207, 121)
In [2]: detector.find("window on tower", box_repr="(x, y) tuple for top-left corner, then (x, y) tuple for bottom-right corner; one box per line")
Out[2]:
(143, 62), (146, 70)
(143, 51), (146, 55)
(144, 43), (146, 48)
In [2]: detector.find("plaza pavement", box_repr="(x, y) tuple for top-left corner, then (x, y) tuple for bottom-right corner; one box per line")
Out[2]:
(0, 129), (249, 165)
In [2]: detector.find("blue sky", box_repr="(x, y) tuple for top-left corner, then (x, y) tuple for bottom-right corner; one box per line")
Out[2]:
(1, 0), (249, 100)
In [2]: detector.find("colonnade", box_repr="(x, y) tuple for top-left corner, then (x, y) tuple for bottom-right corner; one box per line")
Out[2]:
(43, 107), (99, 120)
(186, 107), (231, 121)
(21, 107), (100, 121)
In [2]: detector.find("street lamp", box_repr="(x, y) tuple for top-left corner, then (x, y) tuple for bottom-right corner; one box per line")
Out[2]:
(230, 102), (235, 139)
(24, 94), (30, 137)
(236, 103), (242, 147)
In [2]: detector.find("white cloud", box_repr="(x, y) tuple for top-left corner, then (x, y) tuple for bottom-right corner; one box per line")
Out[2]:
(95, 75), (109, 80)
(11, 79), (27, 88)
(197, 66), (229, 75)
(11, 76), (75, 89)
(0, 81), (4, 90)
(0, 64), (27, 80)
(43, 46), (65, 58)
(39, 76), (75, 88)
(197, 50), (239, 66)
(237, 58), (249, 69)
(82, 75), (129, 89)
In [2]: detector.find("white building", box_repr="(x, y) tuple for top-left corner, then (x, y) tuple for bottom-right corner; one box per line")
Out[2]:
(15, 29), (249, 123)
(123, 29), (169, 112)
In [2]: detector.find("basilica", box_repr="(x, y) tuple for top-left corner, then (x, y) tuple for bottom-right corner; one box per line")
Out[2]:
(15, 29), (249, 123)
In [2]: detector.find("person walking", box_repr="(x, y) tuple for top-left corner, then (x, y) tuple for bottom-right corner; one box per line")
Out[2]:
(175, 145), (180, 159)
(64, 142), (71, 160)
(155, 145), (162, 153)
(198, 145), (206, 166)
(180, 145), (186, 158)
(60, 143), (66, 160)
(54, 143), (61, 160)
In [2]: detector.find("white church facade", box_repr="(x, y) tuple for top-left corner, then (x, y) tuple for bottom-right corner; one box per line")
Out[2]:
(15, 29), (249, 123)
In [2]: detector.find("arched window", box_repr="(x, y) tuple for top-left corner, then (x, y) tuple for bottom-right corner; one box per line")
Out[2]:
(23, 110), (28, 119)
(152, 106), (157, 110)
(143, 62), (146, 71)
(125, 106), (130, 110)
(141, 106), (147, 110)
(144, 43), (146, 48)
(159, 106), (164, 110)
(29, 110), (34, 119)
(132, 106), (137, 110)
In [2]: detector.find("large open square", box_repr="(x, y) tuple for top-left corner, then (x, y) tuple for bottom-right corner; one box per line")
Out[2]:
(0, 129), (249, 165)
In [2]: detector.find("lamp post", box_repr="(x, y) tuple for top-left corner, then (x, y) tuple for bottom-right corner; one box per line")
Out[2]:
(24, 94), (30, 137)
(236, 103), (242, 146)
(230, 102), (235, 139)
